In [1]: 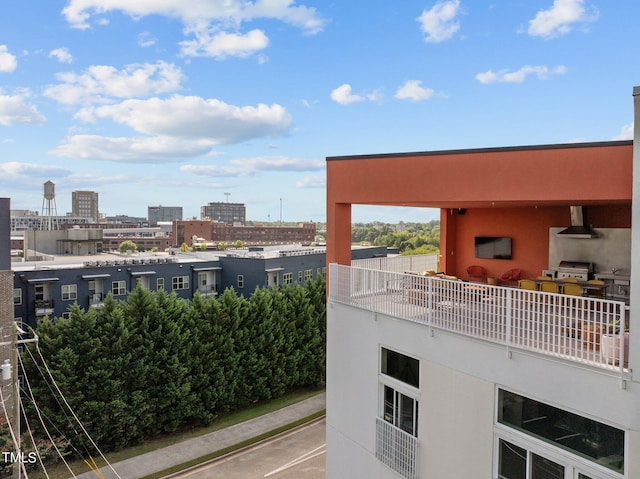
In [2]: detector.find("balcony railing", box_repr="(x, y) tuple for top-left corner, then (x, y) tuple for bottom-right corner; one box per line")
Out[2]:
(34, 299), (54, 316)
(329, 265), (629, 373)
(376, 417), (418, 479)
(89, 293), (104, 307)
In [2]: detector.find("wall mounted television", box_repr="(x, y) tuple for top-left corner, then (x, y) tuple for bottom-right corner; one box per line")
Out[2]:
(474, 236), (512, 260)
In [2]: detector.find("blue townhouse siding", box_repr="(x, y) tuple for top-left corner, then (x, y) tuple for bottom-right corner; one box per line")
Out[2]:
(12, 245), (389, 329)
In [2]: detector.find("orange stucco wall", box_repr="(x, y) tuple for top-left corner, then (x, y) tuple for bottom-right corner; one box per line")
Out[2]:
(326, 142), (633, 277)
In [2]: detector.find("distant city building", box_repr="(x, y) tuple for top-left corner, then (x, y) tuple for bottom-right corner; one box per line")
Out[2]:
(10, 210), (92, 232)
(148, 205), (183, 226)
(72, 191), (99, 222)
(201, 202), (246, 225)
(104, 215), (148, 226)
(173, 220), (316, 247)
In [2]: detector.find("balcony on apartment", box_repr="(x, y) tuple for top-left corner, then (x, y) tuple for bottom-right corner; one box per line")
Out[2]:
(89, 292), (105, 308)
(34, 299), (55, 316)
(329, 256), (630, 376)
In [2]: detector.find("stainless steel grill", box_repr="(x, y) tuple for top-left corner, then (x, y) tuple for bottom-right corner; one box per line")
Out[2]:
(556, 260), (593, 281)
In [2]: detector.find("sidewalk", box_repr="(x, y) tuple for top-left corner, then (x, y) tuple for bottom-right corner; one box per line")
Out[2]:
(74, 392), (326, 479)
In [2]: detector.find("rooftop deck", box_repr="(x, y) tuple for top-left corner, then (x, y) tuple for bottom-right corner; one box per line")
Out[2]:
(329, 264), (630, 376)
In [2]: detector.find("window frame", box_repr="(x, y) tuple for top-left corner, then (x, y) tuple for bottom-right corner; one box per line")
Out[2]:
(237, 275), (244, 288)
(378, 346), (420, 438)
(172, 275), (190, 291)
(494, 388), (625, 479)
(61, 284), (78, 302)
(112, 280), (127, 296)
(283, 272), (293, 285)
(13, 288), (22, 305)
(157, 277), (165, 291)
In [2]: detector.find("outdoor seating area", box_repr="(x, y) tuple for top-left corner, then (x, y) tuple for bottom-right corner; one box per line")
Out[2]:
(330, 264), (630, 372)
(519, 277), (609, 297)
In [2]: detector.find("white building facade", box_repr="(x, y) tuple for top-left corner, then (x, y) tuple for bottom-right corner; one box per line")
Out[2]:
(325, 87), (640, 479)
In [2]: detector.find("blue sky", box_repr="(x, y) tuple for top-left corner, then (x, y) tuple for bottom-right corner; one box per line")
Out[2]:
(0, 0), (637, 224)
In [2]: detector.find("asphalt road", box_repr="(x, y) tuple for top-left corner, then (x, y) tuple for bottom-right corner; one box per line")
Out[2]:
(171, 417), (326, 479)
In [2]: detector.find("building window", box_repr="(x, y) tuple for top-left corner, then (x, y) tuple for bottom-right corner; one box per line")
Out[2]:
(237, 275), (244, 288)
(283, 273), (293, 285)
(304, 269), (313, 281)
(172, 276), (189, 290)
(61, 284), (77, 301)
(381, 347), (420, 388)
(376, 347), (419, 479)
(157, 277), (165, 291)
(112, 280), (127, 296)
(298, 271), (303, 282)
(13, 289), (22, 305)
(61, 312), (71, 319)
(497, 389), (624, 476)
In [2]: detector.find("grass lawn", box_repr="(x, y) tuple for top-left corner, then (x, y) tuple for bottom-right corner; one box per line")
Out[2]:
(27, 388), (324, 479)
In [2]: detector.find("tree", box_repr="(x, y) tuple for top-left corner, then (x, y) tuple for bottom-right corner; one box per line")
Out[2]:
(217, 242), (228, 251)
(118, 240), (138, 253)
(234, 240), (244, 249)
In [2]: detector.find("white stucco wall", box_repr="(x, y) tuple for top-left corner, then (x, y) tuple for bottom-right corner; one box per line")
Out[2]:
(327, 299), (640, 478)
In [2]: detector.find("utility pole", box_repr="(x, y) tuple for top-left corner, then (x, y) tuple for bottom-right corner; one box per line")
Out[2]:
(224, 192), (230, 203)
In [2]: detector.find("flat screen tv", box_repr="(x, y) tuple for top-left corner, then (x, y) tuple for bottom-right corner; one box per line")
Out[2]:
(474, 236), (512, 260)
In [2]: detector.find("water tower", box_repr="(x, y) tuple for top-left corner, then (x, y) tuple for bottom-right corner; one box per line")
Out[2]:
(41, 180), (58, 230)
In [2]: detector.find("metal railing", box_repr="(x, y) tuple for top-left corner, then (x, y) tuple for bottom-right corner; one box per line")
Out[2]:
(34, 299), (54, 315)
(329, 265), (629, 372)
(376, 417), (418, 479)
(353, 253), (438, 274)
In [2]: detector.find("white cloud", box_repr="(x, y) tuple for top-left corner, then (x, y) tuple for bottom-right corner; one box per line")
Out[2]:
(80, 95), (292, 143)
(330, 84), (364, 105)
(0, 92), (47, 125)
(228, 156), (324, 171)
(49, 135), (216, 163)
(182, 155), (324, 178)
(476, 65), (567, 84)
(417, 0), (461, 43)
(49, 47), (73, 64)
(63, 0), (326, 32)
(62, 0), (325, 59)
(296, 175), (325, 188)
(43, 61), (184, 105)
(528, 0), (599, 39)
(180, 29), (269, 59)
(0, 161), (70, 179)
(51, 96), (292, 163)
(0, 45), (17, 73)
(613, 123), (633, 141)
(395, 80), (435, 102)
(137, 32), (157, 48)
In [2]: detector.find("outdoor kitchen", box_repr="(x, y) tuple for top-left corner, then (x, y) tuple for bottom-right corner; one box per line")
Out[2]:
(546, 222), (631, 304)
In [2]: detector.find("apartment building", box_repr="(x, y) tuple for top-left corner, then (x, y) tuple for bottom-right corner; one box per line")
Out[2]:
(71, 191), (99, 222)
(148, 205), (183, 226)
(325, 87), (640, 478)
(173, 219), (317, 247)
(201, 201), (246, 225)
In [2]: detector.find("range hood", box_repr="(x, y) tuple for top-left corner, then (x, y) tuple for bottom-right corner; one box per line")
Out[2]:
(556, 206), (598, 239)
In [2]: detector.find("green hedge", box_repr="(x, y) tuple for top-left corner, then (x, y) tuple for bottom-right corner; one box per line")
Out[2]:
(19, 277), (326, 458)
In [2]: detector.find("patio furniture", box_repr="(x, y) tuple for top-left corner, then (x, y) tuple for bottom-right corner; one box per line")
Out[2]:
(467, 265), (487, 283)
(540, 282), (559, 294)
(518, 279), (537, 290)
(501, 268), (521, 286)
(562, 283), (582, 296)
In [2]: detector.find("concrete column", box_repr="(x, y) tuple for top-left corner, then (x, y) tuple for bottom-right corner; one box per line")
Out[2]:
(326, 202), (351, 266)
(629, 87), (640, 375)
(0, 199), (15, 452)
